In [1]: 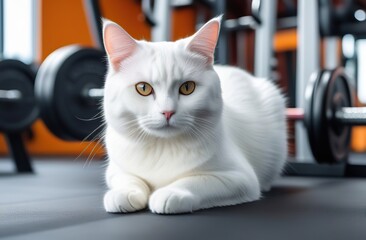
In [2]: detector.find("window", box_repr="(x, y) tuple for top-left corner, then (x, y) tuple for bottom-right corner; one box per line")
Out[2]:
(2, 0), (35, 63)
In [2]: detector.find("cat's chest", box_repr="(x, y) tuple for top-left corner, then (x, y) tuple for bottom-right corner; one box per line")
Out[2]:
(106, 132), (210, 188)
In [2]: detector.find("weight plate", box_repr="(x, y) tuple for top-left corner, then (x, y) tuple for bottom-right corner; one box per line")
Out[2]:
(305, 70), (323, 163)
(0, 59), (38, 132)
(35, 45), (106, 141)
(306, 68), (352, 164)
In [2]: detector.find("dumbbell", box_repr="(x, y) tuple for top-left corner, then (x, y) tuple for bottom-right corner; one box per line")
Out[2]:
(0, 60), (39, 132)
(0, 46), (105, 172)
(0, 46), (105, 143)
(35, 45), (106, 141)
(286, 67), (366, 164)
(0, 59), (39, 172)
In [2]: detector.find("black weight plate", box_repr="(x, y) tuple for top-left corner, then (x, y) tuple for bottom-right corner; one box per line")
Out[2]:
(304, 71), (321, 149)
(35, 45), (106, 141)
(307, 68), (352, 164)
(0, 59), (38, 132)
(305, 71), (324, 163)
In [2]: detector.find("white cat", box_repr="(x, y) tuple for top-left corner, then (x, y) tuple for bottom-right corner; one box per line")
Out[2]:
(102, 16), (287, 214)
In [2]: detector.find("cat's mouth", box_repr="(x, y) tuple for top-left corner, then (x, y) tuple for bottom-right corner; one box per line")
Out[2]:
(155, 123), (176, 130)
(143, 122), (181, 138)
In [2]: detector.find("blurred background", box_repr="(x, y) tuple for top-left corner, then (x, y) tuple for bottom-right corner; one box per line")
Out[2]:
(0, 0), (366, 165)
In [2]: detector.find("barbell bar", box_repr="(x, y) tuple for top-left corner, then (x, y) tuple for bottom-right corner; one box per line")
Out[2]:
(287, 107), (366, 125)
(82, 88), (104, 100)
(0, 89), (22, 102)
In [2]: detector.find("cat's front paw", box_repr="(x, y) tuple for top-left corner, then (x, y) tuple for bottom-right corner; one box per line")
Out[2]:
(104, 188), (148, 213)
(149, 188), (198, 214)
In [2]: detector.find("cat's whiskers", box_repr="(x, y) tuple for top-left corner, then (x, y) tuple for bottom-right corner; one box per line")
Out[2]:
(185, 121), (218, 155)
(76, 129), (105, 165)
(75, 111), (104, 121)
(137, 130), (149, 145)
(75, 131), (104, 162)
(185, 125), (211, 155)
(83, 136), (105, 168)
(80, 122), (107, 144)
(74, 121), (106, 164)
(120, 117), (150, 141)
(134, 118), (153, 144)
(179, 114), (217, 141)
(88, 137), (105, 167)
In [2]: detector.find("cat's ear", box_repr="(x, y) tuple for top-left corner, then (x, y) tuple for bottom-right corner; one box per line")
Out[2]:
(103, 19), (138, 71)
(186, 16), (222, 63)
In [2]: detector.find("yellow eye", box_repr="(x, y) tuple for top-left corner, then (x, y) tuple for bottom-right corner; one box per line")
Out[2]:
(179, 81), (195, 95)
(135, 82), (153, 96)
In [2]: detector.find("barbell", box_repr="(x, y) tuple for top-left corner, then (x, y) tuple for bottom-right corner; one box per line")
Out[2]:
(0, 59), (38, 133)
(0, 46), (104, 140)
(35, 45), (105, 141)
(0, 45), (365, 165)
(286, 68), (364, 164)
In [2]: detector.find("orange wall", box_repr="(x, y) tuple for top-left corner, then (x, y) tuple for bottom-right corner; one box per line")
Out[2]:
(0, 0), (196, 157)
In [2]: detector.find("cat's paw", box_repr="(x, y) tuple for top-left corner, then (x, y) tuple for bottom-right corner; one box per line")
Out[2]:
(104, 188), (148, 213)
(149, 188), (198, 214)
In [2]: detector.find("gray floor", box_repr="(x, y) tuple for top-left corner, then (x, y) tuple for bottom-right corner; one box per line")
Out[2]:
(1, 158), (366, 240)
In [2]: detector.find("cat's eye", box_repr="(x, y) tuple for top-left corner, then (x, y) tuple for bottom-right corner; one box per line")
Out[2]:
(135, 82), (153, 96)
(179, 81), (196, 95)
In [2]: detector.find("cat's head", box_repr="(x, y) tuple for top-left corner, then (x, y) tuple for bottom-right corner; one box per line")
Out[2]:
(102, 17), (223, 140)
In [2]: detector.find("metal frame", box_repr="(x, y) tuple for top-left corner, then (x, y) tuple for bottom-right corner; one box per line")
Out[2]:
(213, 0), (227, 64)
(295, 0), (319, 162)
(0, 0), (34, 173)
(324, 37), (340, 68)
(83, 0), (104, 49)
(31, 0), (38, 64)
(84, 0), (173, 45)
(151, 0), (172, 42)
(254, 0), (277, 78)
(5, 133), (33, 173)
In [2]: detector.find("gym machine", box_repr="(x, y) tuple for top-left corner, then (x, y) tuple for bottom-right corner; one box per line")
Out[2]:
(285, 0), (366, 177)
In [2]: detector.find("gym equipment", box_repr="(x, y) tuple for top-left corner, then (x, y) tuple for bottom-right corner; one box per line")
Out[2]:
(85, 0), (178, 46)
(0, 47), (105, 170)
(35, 45), (105, 141)
(286, 68), (354, 164)
(0, 59), (38, 172)
(196, 0), (267, 72)
(319, 0), (366, 37)
(0, 60), (38, 132)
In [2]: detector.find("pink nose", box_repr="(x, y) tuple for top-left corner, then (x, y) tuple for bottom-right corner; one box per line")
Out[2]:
(162, 111), (175, 121)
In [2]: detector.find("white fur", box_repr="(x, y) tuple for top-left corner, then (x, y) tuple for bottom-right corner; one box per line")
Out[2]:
(102, 17), (287, 214)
